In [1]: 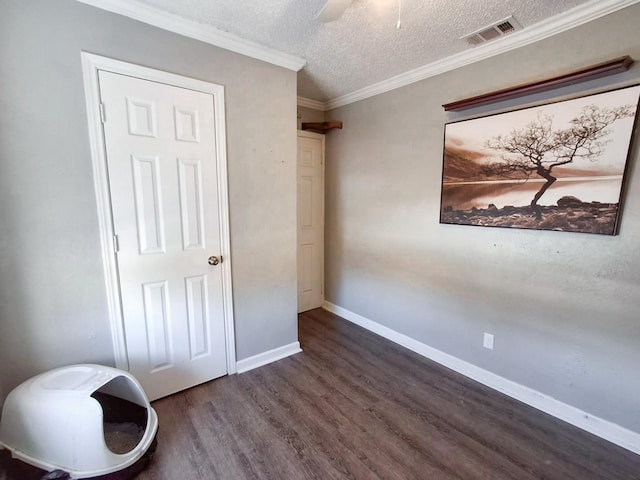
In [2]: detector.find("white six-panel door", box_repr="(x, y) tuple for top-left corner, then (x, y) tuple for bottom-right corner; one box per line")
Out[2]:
(99, 70), (228, 400)
(297, 131), (325, 313)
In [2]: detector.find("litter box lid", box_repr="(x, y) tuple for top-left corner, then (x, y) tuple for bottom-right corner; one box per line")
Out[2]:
(0, 364), (158, 479)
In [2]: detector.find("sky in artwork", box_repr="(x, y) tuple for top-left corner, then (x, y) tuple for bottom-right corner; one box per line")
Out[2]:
(445, 85), (640, 173)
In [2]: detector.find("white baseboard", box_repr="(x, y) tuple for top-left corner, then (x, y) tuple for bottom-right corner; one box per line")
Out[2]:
(236, 341), (302, 374)
(322, 300), (640, 456)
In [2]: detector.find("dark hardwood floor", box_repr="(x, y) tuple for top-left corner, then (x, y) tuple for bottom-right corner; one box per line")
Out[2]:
(2, 308), (640, 479)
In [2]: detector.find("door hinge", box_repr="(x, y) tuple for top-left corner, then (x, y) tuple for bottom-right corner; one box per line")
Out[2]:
(113, 234), (120, 253)
(99, 102), (106, 123)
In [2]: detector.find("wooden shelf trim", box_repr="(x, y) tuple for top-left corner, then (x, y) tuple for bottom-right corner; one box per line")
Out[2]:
(301, 121), (343, 134)
(442, 56), (634, 112)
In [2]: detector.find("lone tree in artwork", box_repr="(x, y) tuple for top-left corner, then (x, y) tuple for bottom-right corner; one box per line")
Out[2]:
(482, 104), (635, 213)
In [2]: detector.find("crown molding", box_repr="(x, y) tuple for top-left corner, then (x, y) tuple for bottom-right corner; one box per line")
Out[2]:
(325, 0), (640, 110)
(75, 0), (638, 109)
(297, 96), (328, 111)
(75, 0), (306, 72)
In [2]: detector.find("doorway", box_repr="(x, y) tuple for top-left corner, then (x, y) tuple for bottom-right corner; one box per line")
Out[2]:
(297, 131), (325, 313)
(82, 53), (235, 400)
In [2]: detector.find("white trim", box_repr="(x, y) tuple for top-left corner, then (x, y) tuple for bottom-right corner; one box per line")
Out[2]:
(81, 51), (237, 374)
(297, 130), (326, 141)
(214, 100), (237, 376)
(297, 96), (328, 111)
(236, 342), (302, 374)
(74, 0), (637, 110)
(75, 0), (306, 72)
(81, 53), (129, 370)
(322, 300), (640, 455)
(325, 0), (640, 110)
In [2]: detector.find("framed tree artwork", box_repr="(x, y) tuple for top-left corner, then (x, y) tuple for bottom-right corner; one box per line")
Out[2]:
(440, 84), (640, 235)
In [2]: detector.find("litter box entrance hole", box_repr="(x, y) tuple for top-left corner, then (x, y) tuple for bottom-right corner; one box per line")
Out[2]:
(91, 376), (148, 454)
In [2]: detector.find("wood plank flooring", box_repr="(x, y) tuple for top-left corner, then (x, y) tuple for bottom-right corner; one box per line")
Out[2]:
(2, 307), (640, 479)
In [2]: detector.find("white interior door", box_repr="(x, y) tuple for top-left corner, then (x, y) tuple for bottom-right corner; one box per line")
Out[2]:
(297, 131), (325, 313)
(99, 70), (228, 400)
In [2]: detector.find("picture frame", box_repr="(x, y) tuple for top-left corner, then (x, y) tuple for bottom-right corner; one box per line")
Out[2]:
(440, 84), (640, 235)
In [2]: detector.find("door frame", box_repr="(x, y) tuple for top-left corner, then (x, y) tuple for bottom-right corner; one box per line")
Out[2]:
(296, 129), (325, 312)
(81, 52), (236, 374)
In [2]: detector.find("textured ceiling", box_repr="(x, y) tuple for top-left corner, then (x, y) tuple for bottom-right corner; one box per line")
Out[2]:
(134, 0), (591, 102)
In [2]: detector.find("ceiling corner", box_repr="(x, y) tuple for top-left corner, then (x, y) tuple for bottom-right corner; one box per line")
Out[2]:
(75, 0), (307, 72)
(297, 96), (329, 111)
(325, 0), (640, 110)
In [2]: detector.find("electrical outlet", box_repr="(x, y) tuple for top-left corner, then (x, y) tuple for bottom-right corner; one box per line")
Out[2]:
(483, 332), (494, 350)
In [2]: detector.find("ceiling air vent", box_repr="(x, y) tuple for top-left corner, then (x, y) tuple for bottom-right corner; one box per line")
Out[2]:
(461, 16), (521, 47)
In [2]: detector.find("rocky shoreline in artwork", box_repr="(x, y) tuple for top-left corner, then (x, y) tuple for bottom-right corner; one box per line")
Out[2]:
(440, 196), (619, 234)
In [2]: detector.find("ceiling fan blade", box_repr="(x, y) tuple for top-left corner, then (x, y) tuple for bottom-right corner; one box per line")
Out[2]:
(316, 0), (353, 23)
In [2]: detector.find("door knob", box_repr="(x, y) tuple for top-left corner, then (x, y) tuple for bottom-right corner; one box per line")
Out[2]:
(208, 256), (220, 266)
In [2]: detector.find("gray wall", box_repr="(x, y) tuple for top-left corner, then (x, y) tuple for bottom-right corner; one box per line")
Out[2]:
(297, 106), (326, 129)
(325, 4), (640, 433)
(0, 0), (298, 401)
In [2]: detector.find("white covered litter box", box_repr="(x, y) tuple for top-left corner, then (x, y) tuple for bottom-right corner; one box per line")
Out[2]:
(0, 364), (158, 479)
